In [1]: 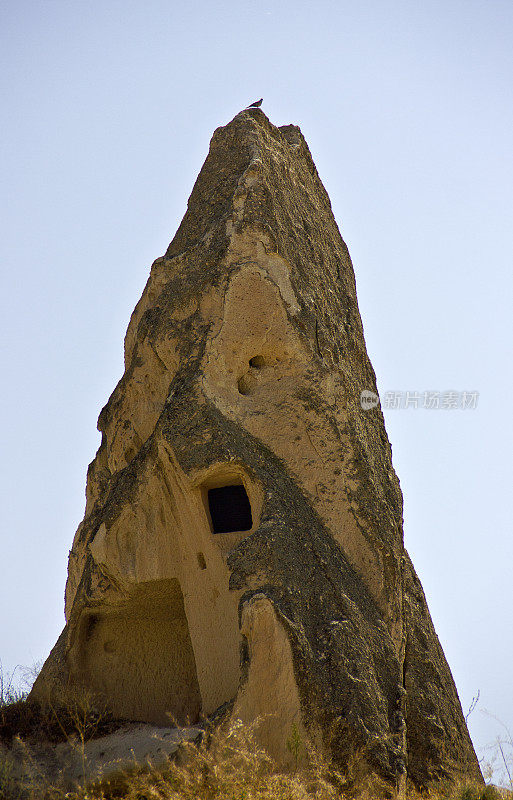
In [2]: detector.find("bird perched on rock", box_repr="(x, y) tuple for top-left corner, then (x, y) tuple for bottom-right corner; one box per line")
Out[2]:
(246, 98), (263, 108)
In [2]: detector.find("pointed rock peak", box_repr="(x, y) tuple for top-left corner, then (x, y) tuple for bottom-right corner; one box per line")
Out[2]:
(30, 113), (482, 798)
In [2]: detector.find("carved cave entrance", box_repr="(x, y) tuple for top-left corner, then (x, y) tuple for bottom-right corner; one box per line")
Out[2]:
(77, 579), (201, 726)
(207, 484), (253, 533)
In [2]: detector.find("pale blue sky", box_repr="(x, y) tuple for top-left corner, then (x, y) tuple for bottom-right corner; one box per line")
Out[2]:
(1, 0), (512, 782)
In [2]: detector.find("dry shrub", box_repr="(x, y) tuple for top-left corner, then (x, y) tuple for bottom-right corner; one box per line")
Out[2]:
(407, 780), (508, 800)
(1, 671), (506, 800)
(5, 715), (503, 800)
(58, 718), (342, 800)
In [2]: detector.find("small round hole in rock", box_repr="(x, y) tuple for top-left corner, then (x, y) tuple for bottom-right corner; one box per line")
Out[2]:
(238, 375), (252, 395)
(249, 355), (265, 368)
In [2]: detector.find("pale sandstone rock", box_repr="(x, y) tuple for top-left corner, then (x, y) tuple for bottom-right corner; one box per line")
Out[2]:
(232, 593), (307, 768)
(55, 724), (202, 788)
(31, 109), (481, 796)
(7, 724), (201, 793)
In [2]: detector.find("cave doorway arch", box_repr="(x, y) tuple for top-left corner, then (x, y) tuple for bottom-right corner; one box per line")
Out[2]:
(76, 579), (201, 726)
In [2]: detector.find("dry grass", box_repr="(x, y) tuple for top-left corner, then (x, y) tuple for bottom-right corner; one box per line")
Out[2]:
(1, 716), (509, 800)
(1, 716), (344, 800)
(95, 718), (344, 800)
(1, 665), (511, 800)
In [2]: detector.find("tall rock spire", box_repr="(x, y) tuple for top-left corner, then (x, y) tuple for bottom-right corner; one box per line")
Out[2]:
(32, 109), (481, 796)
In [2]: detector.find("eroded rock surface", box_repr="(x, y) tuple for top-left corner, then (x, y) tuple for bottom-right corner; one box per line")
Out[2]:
(31, 109), (481, 796)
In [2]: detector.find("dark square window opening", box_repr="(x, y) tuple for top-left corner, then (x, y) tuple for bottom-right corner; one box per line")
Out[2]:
(207, 484), (253, 534)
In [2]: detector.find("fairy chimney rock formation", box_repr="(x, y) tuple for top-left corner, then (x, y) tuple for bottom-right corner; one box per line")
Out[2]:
(32, 109), (482, 796)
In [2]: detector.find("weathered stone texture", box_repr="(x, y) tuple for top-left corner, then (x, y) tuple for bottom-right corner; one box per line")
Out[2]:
(31, 109), (481, 795)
